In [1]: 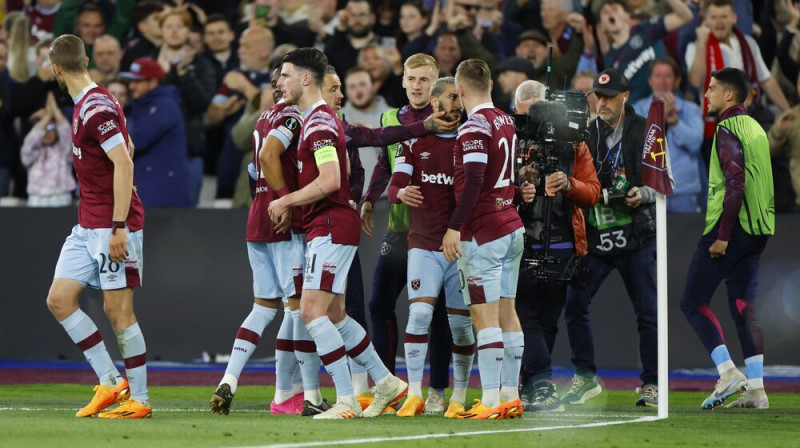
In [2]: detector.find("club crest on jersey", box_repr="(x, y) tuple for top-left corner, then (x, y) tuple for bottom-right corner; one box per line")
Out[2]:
(495, 197), (513, 209)
(97, 120), (117, 135)
(411, 279), (421, 290)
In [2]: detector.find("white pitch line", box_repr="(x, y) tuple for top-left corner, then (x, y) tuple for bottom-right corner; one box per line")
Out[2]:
(226, 416), (663, 448)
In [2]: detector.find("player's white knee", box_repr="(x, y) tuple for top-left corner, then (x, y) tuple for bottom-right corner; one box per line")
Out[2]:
(448, 313), (475, 346)
(406, 302), (435, 335)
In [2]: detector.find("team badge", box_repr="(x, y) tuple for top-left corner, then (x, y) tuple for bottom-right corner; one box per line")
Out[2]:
(598, 74), (611, 85)
(630, 35), (643, 50)
(411, 279), (421, 290)
(380, 242), (391, 256)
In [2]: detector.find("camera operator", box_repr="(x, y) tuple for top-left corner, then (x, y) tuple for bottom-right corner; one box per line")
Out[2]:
(563, 68), (659, 407)
(514, 87), (600, 412)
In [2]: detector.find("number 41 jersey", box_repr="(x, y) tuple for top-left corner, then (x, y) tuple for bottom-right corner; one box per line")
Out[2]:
(453, 105), (522, 244)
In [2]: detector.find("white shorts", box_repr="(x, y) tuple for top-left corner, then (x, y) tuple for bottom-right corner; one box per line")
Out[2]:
(54, 224), (144, 290)
(303, 235), (357, 295)
(407, 248), (467, 311)
(247, 233), (305, 299)
(457, 227), (523, 306)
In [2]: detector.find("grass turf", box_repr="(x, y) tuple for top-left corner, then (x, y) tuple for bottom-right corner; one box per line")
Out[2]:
(0, 384), (798, 448)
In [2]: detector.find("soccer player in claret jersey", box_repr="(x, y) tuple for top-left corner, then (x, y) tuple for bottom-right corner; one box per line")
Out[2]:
(442, 59), (533, 420)
(45, 34), (150, 419)
(211, 65), (312, 416)
(268, 48), (407, 420)
(386, 77), (476, 418)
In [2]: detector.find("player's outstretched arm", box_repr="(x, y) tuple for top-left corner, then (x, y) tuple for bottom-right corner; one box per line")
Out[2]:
(107, 144), (134, 263)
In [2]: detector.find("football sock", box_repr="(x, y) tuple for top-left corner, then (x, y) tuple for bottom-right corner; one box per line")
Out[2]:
(60, 309), (121, 386)
(335, 316), (390, 384)
(274, 305), (296, 402)
(404, 302), (434, 397)
(223, 303), (277, 390)
(307, 316), (353, 398)
(448, 313), (475, 404)
(711, 345), (736, 375)
(291, 310), (322, 404)
(350, 358), (369, 396)
(116, 322), (148, 403)
(501, 331), (524, 401)
(476, 327), (503, 408)
(745, 355), (764, 389)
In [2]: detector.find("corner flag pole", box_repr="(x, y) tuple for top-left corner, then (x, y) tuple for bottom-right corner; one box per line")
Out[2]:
(656, 193), (668, 419)
(640, 98), (674, 419)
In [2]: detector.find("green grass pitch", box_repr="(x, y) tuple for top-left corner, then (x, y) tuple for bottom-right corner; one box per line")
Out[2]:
(0, 385), (798, 447)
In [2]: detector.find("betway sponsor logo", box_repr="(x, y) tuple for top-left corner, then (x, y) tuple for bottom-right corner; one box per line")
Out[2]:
(623, 46), (656, 82)
(421, 171), (453, 185)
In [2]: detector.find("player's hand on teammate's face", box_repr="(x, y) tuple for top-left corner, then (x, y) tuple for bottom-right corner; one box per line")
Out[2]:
(398, 185), (424, 207)
(709, 239), (728, 259)
(109, 228), (128, 263)
(360, 201), (375, 237)
(274, 208), (292, 234)
(521, 181), (536, 203)
(424, 110), (459, 134)
(624, 186), (642, 208)
(441, 228), (462, 262)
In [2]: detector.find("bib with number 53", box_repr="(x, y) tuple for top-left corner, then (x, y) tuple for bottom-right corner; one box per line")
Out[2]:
(586, 202), (639, 255)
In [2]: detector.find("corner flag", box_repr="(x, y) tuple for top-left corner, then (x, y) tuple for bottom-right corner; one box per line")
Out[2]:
(641, 98), (674, 196)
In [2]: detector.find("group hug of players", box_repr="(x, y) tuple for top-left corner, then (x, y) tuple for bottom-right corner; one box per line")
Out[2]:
(205, 46), (538, 420)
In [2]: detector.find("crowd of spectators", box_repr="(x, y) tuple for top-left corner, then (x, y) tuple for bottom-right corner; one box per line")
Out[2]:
(0, 0), (798, 212)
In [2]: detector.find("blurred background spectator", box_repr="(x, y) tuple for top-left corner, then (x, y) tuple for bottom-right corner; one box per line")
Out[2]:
(0, 0), (796, 212)
(20, 91), (74, 207)
(122, 57), (192, 207)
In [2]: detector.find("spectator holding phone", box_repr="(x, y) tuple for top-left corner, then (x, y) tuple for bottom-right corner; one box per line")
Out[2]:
(20, 91), (75, 207)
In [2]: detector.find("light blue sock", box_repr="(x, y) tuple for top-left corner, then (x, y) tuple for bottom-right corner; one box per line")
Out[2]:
(501, 331), (524, 401)
(274, 307), (296, 398)
(711, 345), (735, 374)
(291, 310), (322, 404)
(476, 327), (503, 407)
(745, 355), (764, 389)
(306, 316), (353, 398)
(116, 322), (148, 403)
(335, 316), (390, 384)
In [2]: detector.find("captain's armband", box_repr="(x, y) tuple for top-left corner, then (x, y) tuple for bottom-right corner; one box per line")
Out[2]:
(314, 146), (338, 165)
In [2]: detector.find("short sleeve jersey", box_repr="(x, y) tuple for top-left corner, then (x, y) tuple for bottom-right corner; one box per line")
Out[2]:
(72, 83), (144, 231)
(394, 133), (457, 251)
(453, 105), (522, 244)
(297, 101), (360, 246)
(247, 101), (303, 242)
